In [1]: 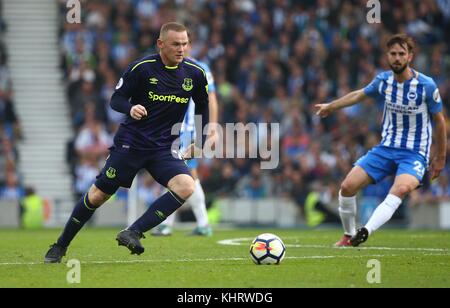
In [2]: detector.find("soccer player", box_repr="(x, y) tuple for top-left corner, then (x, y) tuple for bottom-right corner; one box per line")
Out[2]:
(315, 34), (447, 247)
(151, 38), (218, 237)
(44, 22), (210, 263)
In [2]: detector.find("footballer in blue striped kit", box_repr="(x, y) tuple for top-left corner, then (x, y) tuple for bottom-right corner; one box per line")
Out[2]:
(315, 34), (447, 247)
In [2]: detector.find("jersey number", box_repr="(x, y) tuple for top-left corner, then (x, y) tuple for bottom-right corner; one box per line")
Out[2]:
(413, 161), (425, 178)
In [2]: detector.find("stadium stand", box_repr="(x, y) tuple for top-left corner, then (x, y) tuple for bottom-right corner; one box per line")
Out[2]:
(53, 0), (448, 227)
(60, 0), (450, 226)
(0, 1), (23, 202)
(1, 0), (75, 228)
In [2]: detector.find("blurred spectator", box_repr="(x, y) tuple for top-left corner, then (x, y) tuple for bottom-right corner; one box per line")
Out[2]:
(236, 162), (272, 199)
(138, 172), (166, 206)
(58, 0), (450, 221)
(203, 161), (238, 198)
(74, 103), (112, 161)
(70, 79), (104, 128)
(0, 63), (22, 141)
(0, 123), (17, 186)
(74, 154), (100, 200)
(20, 187), (44, 230)
(431, 174), (450, 202)
(282, 117), (310, 159)
(0, 169), (23, 200)
(410, 173), (450, 208)
(0, 3), (23, 202)
(304, 181), (340, 228)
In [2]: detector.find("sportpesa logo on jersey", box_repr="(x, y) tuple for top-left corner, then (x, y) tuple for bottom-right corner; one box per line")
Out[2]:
(148, 91), (189, 104)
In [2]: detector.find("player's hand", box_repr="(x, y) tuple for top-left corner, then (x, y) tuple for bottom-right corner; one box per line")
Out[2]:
(130, 105), (148, 120)
(315, 103), (334, 118)
(206, 126), (219, 147)
(181, 143), (202, 160)
(430, 156), (446, 181)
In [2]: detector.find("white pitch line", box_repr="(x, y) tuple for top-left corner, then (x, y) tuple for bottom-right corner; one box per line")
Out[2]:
(1, 257), (322, 266)
(1, 238), (448, 266)
(217, 238), (450, 253)
(1, 253), (450, 267)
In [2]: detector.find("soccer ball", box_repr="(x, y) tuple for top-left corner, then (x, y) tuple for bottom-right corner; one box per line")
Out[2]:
(250, 233), (286, 265)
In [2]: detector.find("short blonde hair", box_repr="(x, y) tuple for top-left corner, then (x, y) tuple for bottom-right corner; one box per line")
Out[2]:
(159, 22), (187, 40)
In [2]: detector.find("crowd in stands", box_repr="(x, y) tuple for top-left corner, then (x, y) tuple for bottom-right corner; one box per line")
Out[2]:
(59, 0), (450, 218)
(0, 3), (23, 201)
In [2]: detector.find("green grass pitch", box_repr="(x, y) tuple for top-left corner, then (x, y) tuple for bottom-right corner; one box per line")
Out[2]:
(0, 228), (449, 288)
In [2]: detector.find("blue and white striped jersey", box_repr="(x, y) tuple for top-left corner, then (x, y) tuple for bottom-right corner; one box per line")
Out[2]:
(364, 69), (443, 162)
(181, 59), (216, 135)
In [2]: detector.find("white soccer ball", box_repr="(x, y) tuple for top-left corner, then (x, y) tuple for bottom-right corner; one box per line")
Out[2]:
(249, 233), (286, 265)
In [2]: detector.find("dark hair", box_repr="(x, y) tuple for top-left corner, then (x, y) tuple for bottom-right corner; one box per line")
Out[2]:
(386, 34), (415, 53)
(25, 187), (35, 196)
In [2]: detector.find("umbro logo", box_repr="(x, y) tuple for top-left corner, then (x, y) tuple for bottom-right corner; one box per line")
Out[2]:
(149, 78), (158, 85)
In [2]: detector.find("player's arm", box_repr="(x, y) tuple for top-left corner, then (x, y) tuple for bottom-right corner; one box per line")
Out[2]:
(183, 102), (209, 160)
(183, 73), (210, 160)
(315, 89), (367, 118)
(196, 65), (219, 141)
(430, 111), (447, 180)
(193, 91), (209, 145)
(208, 91), (218, 132)
(206, 68), (219, 143)
(427, 82), (447, 180)
(110, 65), (147, 120)
(316, 74), (383, 118)
(199, 90), (219, 149)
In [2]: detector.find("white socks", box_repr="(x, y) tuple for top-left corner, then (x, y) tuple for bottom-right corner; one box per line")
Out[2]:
(164, 209), (176, 227)
(163, 179), (209, 228)
(188, 179), (209, 228)
(365, 194), (402, 235)
(338, 191), (357, 236)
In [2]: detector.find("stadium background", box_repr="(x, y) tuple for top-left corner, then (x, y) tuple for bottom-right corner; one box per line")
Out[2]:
(0, 0), (449, 229)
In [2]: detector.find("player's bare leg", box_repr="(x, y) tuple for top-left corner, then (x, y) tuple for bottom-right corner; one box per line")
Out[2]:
(45, 185), (112, 263)
(167, 174), (196, 200)
(350, 174), (420, 247)
(335, 166), (372, 247)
